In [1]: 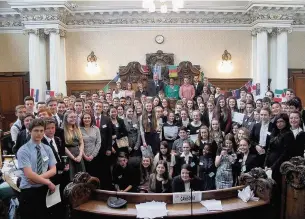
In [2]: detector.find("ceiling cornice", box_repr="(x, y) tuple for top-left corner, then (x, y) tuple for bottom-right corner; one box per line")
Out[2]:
(1, 1), (305, 32)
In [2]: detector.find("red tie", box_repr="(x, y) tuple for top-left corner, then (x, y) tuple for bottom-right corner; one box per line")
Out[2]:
(96, 118), (100, 128)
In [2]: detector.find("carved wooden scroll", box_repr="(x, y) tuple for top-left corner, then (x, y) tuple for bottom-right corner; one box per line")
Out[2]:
(64, 172), (100, 208)
(239, 167), (275, 201)
(280, 156), (305, 189)
(119, 61), (149, 89)
(177, 61), (201, 85)
(280, 156), (305, 219)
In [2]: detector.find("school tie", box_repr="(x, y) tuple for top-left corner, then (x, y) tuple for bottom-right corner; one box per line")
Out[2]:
(26, 132), (31, 141)
(36, 145), (43, 175)
(96, 117), (100, 128)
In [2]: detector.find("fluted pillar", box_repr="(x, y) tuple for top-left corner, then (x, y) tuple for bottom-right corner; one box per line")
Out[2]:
(276, 27), (291, 90)
(269, 31), (277, 91)
(59, 31), (67, 96)
(45, 28), (62, 93)
(25, 29), (47, 101)
(252, 27), (272, 96)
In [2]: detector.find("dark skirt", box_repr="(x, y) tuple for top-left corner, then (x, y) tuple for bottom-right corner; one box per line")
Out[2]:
(144, 132), (160, 155)
(67, 146), (86, 181)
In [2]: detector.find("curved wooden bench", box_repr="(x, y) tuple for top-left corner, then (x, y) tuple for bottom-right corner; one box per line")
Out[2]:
(66, 168), (275, 218)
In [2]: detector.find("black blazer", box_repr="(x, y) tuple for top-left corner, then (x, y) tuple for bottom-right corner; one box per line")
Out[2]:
(95, 115), (113, 153)
(237, 153), (261, 174)
(242, 113), (256, 132)
(113, 118), (128, 139)
(172, 175), (202, 192)
(14, 129), (31, 154)
(174, 154), (198, 177)
(41, 136), (65, 173)
(135, 89), (148, 98)
(291, 130), (305, 158)
(250, 122), (273, 153)
(193, 82), (203, 97)
(147, 80), (164, 97)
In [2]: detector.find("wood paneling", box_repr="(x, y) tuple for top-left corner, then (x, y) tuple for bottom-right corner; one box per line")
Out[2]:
(288, 69), (305, 106)
(0, 72), (29, 131)
(208, 78), (251, 91)
(66, 80), (116, 97)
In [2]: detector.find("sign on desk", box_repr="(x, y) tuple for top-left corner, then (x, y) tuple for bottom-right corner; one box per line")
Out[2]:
(173, 191), (202, 204)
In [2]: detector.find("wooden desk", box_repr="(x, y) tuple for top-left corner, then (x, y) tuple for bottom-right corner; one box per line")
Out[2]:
(75, 198), (268, 217)
(66, 170), (274, 219)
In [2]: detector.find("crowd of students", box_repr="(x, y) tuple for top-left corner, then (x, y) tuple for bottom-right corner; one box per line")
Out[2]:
(9, 75), (305, 218)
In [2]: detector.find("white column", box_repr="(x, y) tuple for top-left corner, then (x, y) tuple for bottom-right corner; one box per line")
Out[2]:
(46, 28), (61, 93)
(251, 35), (257, 84)
(269, 32), (277, 91)
(255, 28), (270, 97)
(27, 29), (47, 101)
(59, 31), (67, 96)
(39, 35), (47, 99)
(276, 28), (290, 90)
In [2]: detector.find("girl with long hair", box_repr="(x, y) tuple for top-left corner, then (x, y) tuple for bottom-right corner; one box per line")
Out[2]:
(153, 141), (176, 177)
(140, 101), (159, 155)
(149, 160), (171, 193)
(213, 96), (232, 134)
(63, 111), (86, 181)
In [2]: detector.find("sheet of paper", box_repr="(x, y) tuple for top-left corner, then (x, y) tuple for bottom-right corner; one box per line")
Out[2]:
(136, 201), (167, 219)
(163, 126), (179, 140)
(232, 112), (245, 124)
(200, 199), (223, 211)
(189, 134), (198, 143)
(46, 185), (61, 208)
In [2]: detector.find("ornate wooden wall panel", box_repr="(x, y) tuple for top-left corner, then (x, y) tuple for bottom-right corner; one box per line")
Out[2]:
(208, 78), (251, 91)
(118, 62), (149, 89)
(66, 80), (116, 96)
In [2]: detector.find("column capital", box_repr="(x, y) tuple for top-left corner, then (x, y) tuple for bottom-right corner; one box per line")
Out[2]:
(44, 28), (66, 37)
(251, 27), (273, 36)
(23, 28), (39, 35)
(275, 27), (293, 34)
(23, 28), (46, 38)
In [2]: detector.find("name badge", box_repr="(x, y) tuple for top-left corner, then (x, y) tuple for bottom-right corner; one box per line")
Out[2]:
(199, 162), (203, 166)
(118, 175), (122, 179)
(190, 162), (195, 167)
(43, 156), (49, 162)
(267, 132), (271, 135)
(133, 124), (138, 128)
(238, 159), (243, 163)
(115, 124), (119, 128)
(102, 124), (107, 128)
(196, 129), (199, 133)
(242, 165), (246, 172)
(173, 191), (202, 204)
(208, 172), (215, 177)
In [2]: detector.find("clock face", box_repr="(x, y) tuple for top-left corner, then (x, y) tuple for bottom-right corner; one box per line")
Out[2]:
(155, 35), (164, 44)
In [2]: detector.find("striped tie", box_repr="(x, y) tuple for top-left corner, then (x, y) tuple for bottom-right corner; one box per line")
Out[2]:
(36, 145), (43, 175)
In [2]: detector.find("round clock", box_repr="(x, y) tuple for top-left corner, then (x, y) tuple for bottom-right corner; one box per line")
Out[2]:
(155, 35), (164, 44)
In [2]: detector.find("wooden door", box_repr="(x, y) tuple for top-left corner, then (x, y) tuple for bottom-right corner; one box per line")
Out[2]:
(0, 77), (24, 131)
(288, 69), (305, 107)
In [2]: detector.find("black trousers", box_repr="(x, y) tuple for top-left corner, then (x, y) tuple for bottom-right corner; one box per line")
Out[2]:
(19, 186), (49, 219)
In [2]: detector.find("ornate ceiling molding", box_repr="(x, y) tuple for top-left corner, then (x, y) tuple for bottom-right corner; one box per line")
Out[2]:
(1, 2), (305, 32)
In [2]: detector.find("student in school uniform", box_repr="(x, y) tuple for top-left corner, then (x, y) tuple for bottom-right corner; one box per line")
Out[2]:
(17, 119), (57, 219)
(13, 113), (35, 154)
(41, 118), (68, 219)
(10, 105), (26, 143)
(172, 164), (202, 192)
(24, 96), (35, 115)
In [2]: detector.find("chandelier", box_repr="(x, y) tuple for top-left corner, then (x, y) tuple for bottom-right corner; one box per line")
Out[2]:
(142, 0), (184, 13)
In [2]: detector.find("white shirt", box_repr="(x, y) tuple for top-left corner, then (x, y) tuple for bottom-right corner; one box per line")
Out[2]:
(10, 119), (22, 142)
(44, 135), (58, 152)
(180, 152), (193, 164)
(54, 113), (62, 127)
(291, 127), (302, 139)
(184, 181), (191, 192)
(259, 122), (269, 147)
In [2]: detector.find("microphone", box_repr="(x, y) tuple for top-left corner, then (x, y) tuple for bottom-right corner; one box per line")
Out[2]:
(190, 178), (193, 216)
